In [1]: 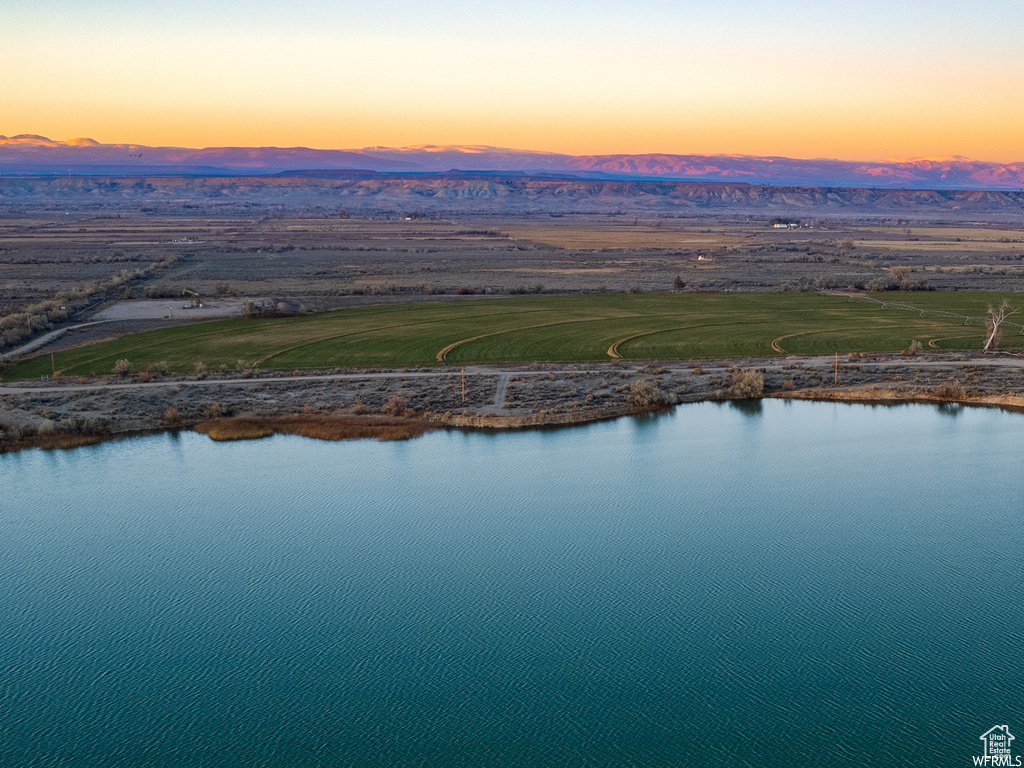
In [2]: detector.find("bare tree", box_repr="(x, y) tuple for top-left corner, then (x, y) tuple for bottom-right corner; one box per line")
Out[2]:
(889, 266), (911, 289)
(983, 299), (1017, 353)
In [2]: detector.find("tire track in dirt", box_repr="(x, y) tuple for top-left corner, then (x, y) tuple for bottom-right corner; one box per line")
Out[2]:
(607, 321), (750, 359)
(608, 328), (689, 359)
(24, 307), (554, 375)
(436, 318), (601, 363)
(771, 330), (823, 354)
(253, 308), (555, 367)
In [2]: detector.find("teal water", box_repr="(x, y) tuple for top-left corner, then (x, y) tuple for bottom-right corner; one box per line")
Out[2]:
(2, 400), (1023, 767)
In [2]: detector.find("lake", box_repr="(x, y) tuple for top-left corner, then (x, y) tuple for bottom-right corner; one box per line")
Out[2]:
(2, 400), (1023, 767)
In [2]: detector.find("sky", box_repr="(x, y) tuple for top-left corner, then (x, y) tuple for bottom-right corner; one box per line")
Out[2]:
(4, 0), (1024, 161)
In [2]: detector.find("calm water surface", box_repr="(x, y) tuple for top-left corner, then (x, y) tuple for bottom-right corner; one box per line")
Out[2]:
(2, 400), (1023, 767)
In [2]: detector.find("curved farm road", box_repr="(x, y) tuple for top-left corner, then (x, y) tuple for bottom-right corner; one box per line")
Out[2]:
(771, 330), (825, 354)
(436, 318), (601, 363)
(606, 325), (713, 359)
(1, 321), (112, 359)
(608, 321), (765, 359)
(255, 308), (555, 368)
(608, 328), (689, 359)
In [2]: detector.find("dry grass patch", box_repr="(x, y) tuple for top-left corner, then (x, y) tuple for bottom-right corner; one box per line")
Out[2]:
(501, 225), (744, 250)
(852, 239), (1024, 252)
(865, 227), (1024, 241)
(0, 433), (105, 454)
(194, 414), (435, 442)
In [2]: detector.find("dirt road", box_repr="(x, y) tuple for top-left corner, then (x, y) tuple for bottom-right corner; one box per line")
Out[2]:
(1, 321), (111, 359)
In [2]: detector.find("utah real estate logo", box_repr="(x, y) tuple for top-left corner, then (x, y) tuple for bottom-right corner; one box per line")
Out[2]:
(976, 726), (1020, 766)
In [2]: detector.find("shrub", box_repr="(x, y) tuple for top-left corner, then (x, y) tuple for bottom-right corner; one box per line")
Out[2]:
(868, 277), (897, 291)
(113, 359), (133, 378)
(382, 394), (409, 417)
(889, 266), (911, 288)
(907, 339), (923, 356)
(729, 367), (764, 399)
(931, 379), (964, 401)
(626, 378), (668, 409)
(164, 407), (180, 425)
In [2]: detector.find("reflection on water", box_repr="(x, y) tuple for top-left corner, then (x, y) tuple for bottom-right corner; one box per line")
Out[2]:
(726, 398), (764, 417)
(936, 402), (965, 418)
(2, 400), (1023, 768)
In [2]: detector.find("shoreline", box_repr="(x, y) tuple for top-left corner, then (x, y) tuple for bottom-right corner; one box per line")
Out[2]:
(3, 353), (1023, 454)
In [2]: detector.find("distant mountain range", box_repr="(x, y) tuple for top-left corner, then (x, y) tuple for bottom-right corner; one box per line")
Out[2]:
(4, 173), (1023, 218)
(3, 134), (1024, 190)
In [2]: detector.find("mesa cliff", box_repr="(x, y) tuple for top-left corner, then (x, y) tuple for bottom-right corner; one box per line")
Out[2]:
(2, 172), (1023, 216)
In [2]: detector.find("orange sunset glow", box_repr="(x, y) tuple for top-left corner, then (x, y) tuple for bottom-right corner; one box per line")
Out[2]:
(5, 1), (1024, 162)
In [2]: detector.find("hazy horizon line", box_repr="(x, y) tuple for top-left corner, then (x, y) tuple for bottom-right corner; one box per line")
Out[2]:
(2, 134), (1018, 167)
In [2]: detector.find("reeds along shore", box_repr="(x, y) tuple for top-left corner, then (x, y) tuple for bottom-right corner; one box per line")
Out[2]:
(193, 414), (436, 442)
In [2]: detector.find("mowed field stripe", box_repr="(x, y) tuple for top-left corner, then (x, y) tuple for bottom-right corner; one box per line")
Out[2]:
(771, 330), (825, 354)
(52, 321), (276, 375)
(436, 318), (604, 362)
(928, 333), (979, 350)
(253, 308), (556, 367)
(607, 321), (755, 359)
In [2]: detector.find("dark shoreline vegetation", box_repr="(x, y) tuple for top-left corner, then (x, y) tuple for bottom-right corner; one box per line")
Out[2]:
(4, 352), (1024, 454)
(1, 391), (1019, 455)
(193, 414), (436, 442)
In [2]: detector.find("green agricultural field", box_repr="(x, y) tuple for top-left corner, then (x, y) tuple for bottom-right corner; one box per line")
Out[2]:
(5, 293), (1022, 380)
